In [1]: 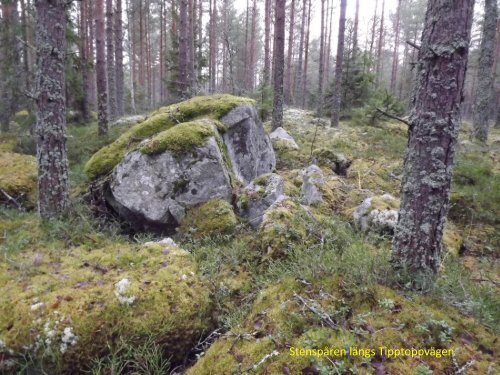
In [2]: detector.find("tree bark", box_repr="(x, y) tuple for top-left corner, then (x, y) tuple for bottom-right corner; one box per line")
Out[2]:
(295, 0), (306, 104)
(390, 0), (402, 93)
(369, 0), (378, 60)
(263, 0), (271, 85)
(330, 0), (347, 128)
(352, 0), (359, 63)
(95, 0), (108, 135)
(34, 0), (70, 219)
(302, 0), (311, 108)
(272, 0), (285, 130)
(79, 0), (91, 123)
(472, 0), (497, 142)
(179, 0), (189, 97)
(391, 0), (475, 279)
(285, 0), (295, 104)
(106, 0), (117, 119)
(115, 0), (124, 116)
(317, 0), (326, 116)
(375, 0), (385, 83)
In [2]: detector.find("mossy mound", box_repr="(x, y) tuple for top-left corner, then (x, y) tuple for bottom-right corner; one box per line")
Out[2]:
(85, 94), (254, 180)
(0, 242), (213, 372)
(139, 118), (217, 155)
(259, 199), (312, 258)
(187, 277), (497, 375)
(178, 199), (238, 239)
(0, 135), (17, 153)
(0, 151), (37, 208)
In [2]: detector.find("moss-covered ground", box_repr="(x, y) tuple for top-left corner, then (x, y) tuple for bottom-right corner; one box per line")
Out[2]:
(0, 102), (498, 373)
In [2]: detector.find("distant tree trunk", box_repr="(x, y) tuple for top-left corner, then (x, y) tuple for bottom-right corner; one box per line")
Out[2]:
(302, 0), (311, 108)
(197, 0), (203, 81)
(391, 0), (475, 279)
(34, 0), (70, 219)
(115, 0), (124, 116)
(126, 0), (136, 113)
(369, 0), (378, 59)
(317, 0), (326, 116)
(376, 0), (385, 83)
(272, 0), (285, 130)
(88, 0), (97, 109)
(79, 0), (91, 123)
(352, 0), (359, 63)
(263, 0), (271, 85)
(249, 0), (257, 90)
(95, 0), (108, 135)
(324, 0), (333, 84)
(188, 0), (196, 90)
(472, 0), (497, 142)
(285, 0), (295, 104)
(390, 0), (401, 93)
(208, 0), (217, 93)
(106, 0), (116, 119)
(330, 0), (347, 128)
(295, 0), (306, 102)
(179, 0), (189, 97)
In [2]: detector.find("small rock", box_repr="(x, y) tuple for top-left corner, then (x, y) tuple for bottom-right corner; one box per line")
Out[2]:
(353, 194), (399, 233)
(300, 165), (324, 205)
(269, 127), (299, 150)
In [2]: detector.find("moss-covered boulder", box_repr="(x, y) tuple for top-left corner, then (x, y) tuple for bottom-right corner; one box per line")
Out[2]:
(353, 194), (400, 234)
(0, 241), (213, 372)
(0, 151), (37, 209)
(178, 199), (238, 238)
(186, 277), (496, 375)
(86, 95), (276, 232)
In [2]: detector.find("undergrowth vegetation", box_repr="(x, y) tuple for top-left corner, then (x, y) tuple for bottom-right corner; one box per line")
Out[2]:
(0, 106), (498, 374)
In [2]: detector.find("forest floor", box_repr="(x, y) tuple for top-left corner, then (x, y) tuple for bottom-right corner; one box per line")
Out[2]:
(0, 106), (498, 374)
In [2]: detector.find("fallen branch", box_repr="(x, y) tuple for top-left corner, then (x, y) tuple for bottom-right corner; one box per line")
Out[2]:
(0, 189), (24, 211)
(243, 350), (280, 373)
(293, 293), (338, 329)
(406, 40), (421, 50)
(376, 108), (410, 126)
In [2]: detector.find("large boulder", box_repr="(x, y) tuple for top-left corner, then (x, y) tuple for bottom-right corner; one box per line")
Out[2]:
(86, 95), (276, 231)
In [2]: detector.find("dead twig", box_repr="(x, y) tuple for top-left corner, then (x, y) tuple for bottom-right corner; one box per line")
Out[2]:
(293, 292), (338, 329)
(375, 108), (410, 126)
(406, 40), (421, 50)
(0, 189), (24, 211)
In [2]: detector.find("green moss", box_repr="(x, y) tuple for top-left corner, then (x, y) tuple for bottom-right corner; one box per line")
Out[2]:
(13, 110), (35, 128)
(178, 199), (237, 239)
(0, 242), (213, 372)
(0, 152), (37, 208)
(187, 276), (496, 375)
(85, 95), (253, 180)
(139, 119), (216, 155)
(0, 134), (17, 153)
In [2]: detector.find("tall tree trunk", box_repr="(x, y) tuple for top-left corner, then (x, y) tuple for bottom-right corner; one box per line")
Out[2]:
(263, 0), (271, 85)
(272, 0), (286, 130)
(79, 0), (91, 123)
(352, 0), (359, 63)
(88, 0), (97, 109)
(95, 0), (108, 135)
(472, 0), (497, 142)
(115, 0), (124, 116)
(375, 0), (385, 83)
(249, 0), (257, 90)
(126, 0), (136, 113)
(324, 0), (333, 84)
(34, 0), (70, 219)
(179, 0), (189, 97)
(317, 0), (326, 116)
(106, 0), (117, 119)
(285, 0), (295, 104)
(391, 0), (475, 279)
(369, 0), (378, 60)
(390, 0), (401, 93)
(330, 0), (346, 128)
(197, 0), (203, 82)
(302, 0), (311, 108)
(295, 0), (306, 104)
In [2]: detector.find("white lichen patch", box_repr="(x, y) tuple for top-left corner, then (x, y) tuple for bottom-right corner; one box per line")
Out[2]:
(114, 278), (137, 305)
(60, 327), (78, 354)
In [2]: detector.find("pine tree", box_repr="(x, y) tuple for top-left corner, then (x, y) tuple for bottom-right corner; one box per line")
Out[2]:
(330, 0), (347, 128)
(34, 0), (70, 219)
(391, 0), (475, 281)
(472, 0), (497, 142)
(272, 0), (285, 130)
(95, 0), (109, 135)
(115, 0), (124, 116)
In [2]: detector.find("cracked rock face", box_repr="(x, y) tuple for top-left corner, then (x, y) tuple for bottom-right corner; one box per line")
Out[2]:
(104, 102), (275, 231)
(237, 173), (285, 228)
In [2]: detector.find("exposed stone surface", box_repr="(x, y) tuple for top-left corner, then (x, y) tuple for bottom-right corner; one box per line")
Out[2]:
(88, 96), (276, 231)
(108, 136), (232, 230)
(312, 148), (352, 176)
(237, 173), (285, 228)
(353, 194), (399, 233)
(269, 126), (299, 150)
(300, 164), (325, 205)
(221, 105), (276, 183)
